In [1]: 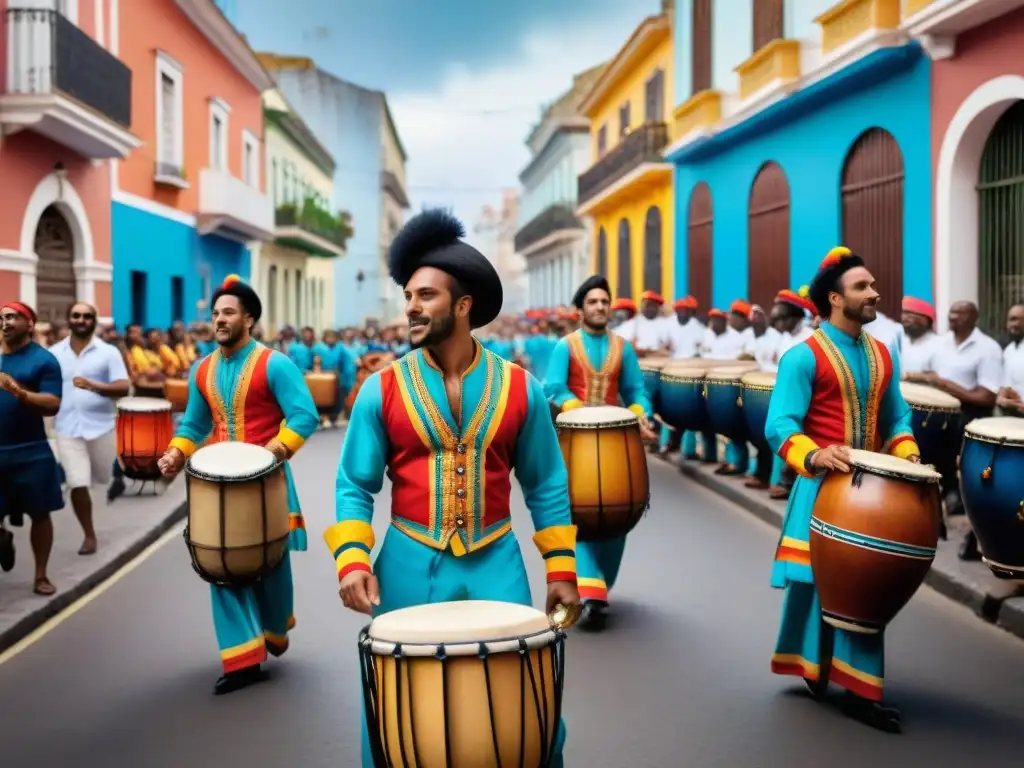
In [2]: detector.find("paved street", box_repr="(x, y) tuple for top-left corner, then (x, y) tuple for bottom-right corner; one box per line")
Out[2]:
(1, 428), (1023, 767)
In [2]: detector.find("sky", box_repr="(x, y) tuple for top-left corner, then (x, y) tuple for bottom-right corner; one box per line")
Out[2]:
(234, 0), (662, 229)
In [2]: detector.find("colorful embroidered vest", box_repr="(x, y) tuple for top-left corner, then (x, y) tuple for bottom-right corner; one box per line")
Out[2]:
(566, 329), (624, 405)
(378, 348), (530, 555)
(801, 329), (893, 452)
(195, 345), (285, 446)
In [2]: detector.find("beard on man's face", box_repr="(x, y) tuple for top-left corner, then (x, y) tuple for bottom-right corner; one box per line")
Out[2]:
(70, 320), (96, 338)
(410, 310), (456, 349)
(842, 300), (876, 324)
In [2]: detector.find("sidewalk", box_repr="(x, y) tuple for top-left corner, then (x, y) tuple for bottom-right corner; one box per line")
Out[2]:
(672, 455), (1024, 641)
(0, 477), (186, 653)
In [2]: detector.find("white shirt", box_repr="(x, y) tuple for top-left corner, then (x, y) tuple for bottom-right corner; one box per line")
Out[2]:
(701, 327), (746, 359)
(777, 321), (813, 358)
(752, 327), (782, 372)
(932, 327), (1004, 394)
(899, 331), (941, 375)
(618, 314), (668, 352)
(663, 318), (706, 359)
(51, 336), (130, 440)
(863, 311), (903, 358)
(1003, 340), (1024, 393)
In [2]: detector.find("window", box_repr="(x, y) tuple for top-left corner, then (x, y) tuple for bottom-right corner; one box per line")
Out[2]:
(645, 70), (665, 124)
(209, 98), (230, 171)
(619, 103), (631, 138)
(155, 52), (184, 175)
(692, 0), (712, 95)
(171, 276), (184, 322)
(131, 271), (147, 327)
(753, 0), (784, 52)
(242, 130), (260, 187)
(597, 125), (607, 156)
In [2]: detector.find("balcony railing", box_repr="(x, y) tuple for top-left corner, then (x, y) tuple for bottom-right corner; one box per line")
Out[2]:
(578, 122), (669, 206)
(380, 169), (410, 208)
(514, 203), (582, 253)
(197, 168), (274, 242)
(6, 8), (132, 128)
(275, 204), (351, 255)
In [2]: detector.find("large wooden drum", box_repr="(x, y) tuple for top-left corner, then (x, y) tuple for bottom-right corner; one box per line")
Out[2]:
(658, 362), (711, 433)
(811, 450), (941, 634)
(359, 600), (564, 768)
(556, 405), (649, 541)
(899, 382), (961, 471)
(305, 372), (338, 410)
(638, 356), (671, 413)
(164, 378), (189, 413)
(960, 417), (1024, 579)
(184, 442), (290, 586)
(704, 365), (757, 442)
(116, 397), (174, 480)
(740, 371), (777, 446)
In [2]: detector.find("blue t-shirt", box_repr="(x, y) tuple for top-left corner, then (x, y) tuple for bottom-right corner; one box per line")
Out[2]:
(0, 341), (62, 449)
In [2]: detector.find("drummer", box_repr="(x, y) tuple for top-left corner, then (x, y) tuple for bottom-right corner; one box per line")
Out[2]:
(312, 329), (357, 427)
(766, 246), (920, 733)
(545, 274), (655, 631)
(699, 306), (747, 473)
(898, 297), (940, 375)
(660, 296), (710, 460)
(609, 297), (637, 332)
(326, 210), (579, 767)
(999, 303), (1024, 416)
(623, 290), (670, 357)
(156, 276), (319, 696)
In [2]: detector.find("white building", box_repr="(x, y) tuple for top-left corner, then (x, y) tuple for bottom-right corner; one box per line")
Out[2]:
(472, 191), (527, 316)
(516, 64), (604, 309)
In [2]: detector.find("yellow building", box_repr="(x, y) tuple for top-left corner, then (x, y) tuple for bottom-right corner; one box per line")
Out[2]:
(251, 88), (349, 335)
(576, 4), (674, 300)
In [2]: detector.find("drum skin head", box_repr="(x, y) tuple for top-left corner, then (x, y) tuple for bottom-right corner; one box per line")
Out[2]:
(556, 405), (637, 427)
(188, 442), (276, 478)
(847, 449), (941, 482)
(117, 396), (173, 413)
(899, 382), (961, 410)
(368, 600), (551, 645)
(741, 371), (777, 388)
(965, 417), (1024, 445)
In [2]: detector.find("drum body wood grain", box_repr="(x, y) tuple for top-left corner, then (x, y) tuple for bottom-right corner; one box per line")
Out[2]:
(810, 450), (941, 634)
(305, 372), (338, 410)
(360, 601), (563, 768)
(164, 378), (189, 413)
(116, 397), (175, 480)
(184, 443), (291, 586)
(556, 406), (649, 542)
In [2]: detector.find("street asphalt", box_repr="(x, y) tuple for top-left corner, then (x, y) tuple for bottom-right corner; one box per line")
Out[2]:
(0, 428), (1020, 767)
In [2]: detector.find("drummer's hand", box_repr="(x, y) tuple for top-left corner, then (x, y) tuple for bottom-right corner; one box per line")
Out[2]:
(339, 570), (380, 615)
(72, 376), (96, 392)
(264, 438), (290, 462)
(0, 372), (21, 395)
(545, 580), (580, 616)
(639, 419), (657, 442)
(157, 448), (185, 478)
(907, 454), (921, 464)
(810, 445), (852, 473)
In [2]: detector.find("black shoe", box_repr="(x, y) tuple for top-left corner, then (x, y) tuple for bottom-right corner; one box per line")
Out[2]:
(804, 676), (828, 700)
(958, 530), (981, 561)
(842, 693), (902, 733)
(577, 601), (608, 633)
(107, 477), (126, 503)
(0, 528), (14, 573)
(213, 665), (268, 696)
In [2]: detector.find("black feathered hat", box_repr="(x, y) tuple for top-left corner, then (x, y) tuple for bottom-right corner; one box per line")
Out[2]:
(808, 246), (865, 318)
(572, 274), (611, 309)
(211, 274), (262, 323)
(387, 209), (502, 328)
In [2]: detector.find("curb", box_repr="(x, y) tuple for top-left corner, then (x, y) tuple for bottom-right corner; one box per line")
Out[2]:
(0, 500), (188, 655)
(675, 458), (1024, 641)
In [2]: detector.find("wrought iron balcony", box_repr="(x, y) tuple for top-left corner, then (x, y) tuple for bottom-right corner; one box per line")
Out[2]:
(2, 8), (138, 158)
(514, 203), (582, 254)
(380, 169), (410, 208)
(577, 122), (669, 206)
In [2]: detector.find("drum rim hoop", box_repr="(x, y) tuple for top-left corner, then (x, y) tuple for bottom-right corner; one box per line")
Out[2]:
(117, 399), (173, 413)
(848, 461), (941, 483)
(359, 625), (559, 657)
(556, 419), (639, 430)
(906, 403), (961, 414)
(964, 431), (1024, 447)
(185, 460), (282, 483)
(659, 374), (708, 383)
(704, 376), (745, 384)
(741, 383), (775, 393)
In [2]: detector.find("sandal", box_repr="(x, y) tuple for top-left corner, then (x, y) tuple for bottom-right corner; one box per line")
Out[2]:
(33, 577), (56, 596)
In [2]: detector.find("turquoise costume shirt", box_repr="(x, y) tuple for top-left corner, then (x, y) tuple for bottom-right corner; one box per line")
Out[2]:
(544, 329), (652, 415)
(312, 341), (357, 392)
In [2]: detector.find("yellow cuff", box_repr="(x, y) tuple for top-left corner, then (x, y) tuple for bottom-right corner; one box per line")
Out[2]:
(561, 398), (584, 412)
(533, 525), (577, 583)
(887, 435), (921, 461)
(323, 520), (376, 580)
(169, 436), (198, 457)
(778, 433), (821, 478)
(276, 426), (305, 455)
(627, 403), (646, 418)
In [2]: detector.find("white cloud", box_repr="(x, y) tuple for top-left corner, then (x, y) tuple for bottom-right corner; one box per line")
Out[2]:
(388, 4), (659, 231)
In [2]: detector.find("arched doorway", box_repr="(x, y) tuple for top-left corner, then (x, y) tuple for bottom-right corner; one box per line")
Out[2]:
(687, 182), (713, 311)
(596, 226), (608, 277)
(978, 100), (1024, 335)
(840, 128), (905, 319)
(747, 162), (790, 309)
(34, 205), (76, 325)
(617, 218), (632, 298)
(643, 206), (663, 293)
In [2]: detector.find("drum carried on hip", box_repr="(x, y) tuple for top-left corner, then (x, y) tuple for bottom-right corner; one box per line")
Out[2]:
(811, 450), (941, 634)
(359, 600), (565, 768)
(899, 382), (961, 470)
(116, 397), (175, 481)
(164, 378), (189, 413)
(305, 372), (338, 411)
(740, 371), (777, 446)
(183, 442), (290, 587)
(705, 365), (758, 443)
(556, 405), (649, 541)
(960, 417), (1024, 579)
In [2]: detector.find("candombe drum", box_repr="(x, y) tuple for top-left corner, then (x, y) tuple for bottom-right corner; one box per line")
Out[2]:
(658, 360), (712, 433)
(556, 405), (649, 541)
(810, 450), (941, 633)
(704, 365), (758, 443)
(639, 355), (670, 414)
(116, 397), (175, 480)
(960, 417), (1024, 579)
(346, 351), (396, 412)
(359, 601), (564, 768)
(899, 382), (961, 471)
(164, 378), (189, 413)
(740, 371), (777, 447)
(183, 442), (290, 586)
(306, 371), (339, 412)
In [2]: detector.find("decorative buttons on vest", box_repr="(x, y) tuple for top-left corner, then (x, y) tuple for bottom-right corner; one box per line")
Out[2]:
(457, 443), (467, 454)
(456, 488), (466, 499)
(455, 514), (466, 528)
(456, 465), (466, 475)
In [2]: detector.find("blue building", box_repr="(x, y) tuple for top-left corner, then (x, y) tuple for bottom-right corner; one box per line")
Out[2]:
(665, 0), (933, 319)
(257, 55), (410, 326)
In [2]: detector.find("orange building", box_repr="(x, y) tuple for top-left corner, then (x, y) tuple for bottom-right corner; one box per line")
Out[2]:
(111, 0), (274, 327)
(0, 0), (139, 323)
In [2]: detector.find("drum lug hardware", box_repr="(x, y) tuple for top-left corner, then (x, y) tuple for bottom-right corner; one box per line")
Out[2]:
(517, 638), (528, 655)
(477, 642), (489, 659)
(736, 396), (743, 407)
(435, 643), (447, 661)
(982, 466), (993, 481)
(392, 642), (404, 660)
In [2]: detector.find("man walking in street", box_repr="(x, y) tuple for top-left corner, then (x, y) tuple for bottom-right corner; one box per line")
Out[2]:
(0, 302), (64, 594)
(50, 302), (131, 555)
